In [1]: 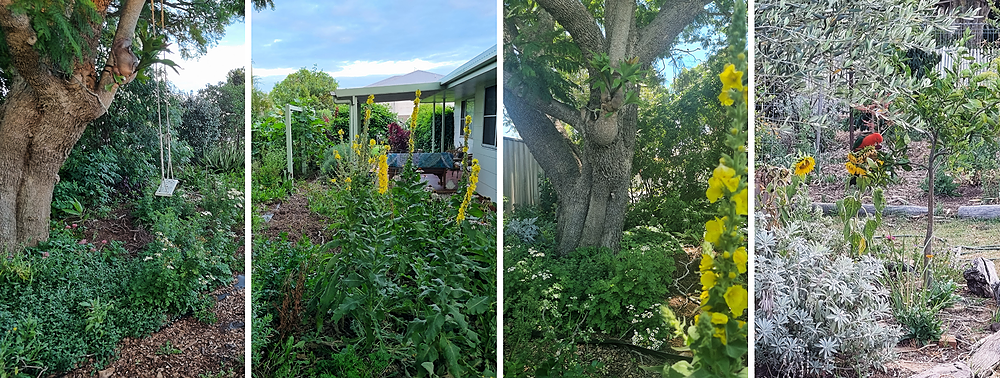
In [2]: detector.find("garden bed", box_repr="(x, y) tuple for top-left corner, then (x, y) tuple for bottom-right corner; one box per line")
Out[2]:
(808, 133), (983, 214)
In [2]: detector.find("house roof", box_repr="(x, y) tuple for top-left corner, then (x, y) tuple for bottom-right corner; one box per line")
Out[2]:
(365, 70), (444, 87)
(333, 45), (497, 104)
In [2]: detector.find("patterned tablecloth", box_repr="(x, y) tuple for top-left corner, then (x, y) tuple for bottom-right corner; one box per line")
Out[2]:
(386, 152), (456, 169)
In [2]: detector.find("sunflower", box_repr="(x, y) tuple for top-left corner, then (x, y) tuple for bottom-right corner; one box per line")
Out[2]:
(794, 156), (815, 176)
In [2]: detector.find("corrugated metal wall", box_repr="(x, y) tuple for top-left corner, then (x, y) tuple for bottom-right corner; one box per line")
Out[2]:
(503, 136), (544, 210)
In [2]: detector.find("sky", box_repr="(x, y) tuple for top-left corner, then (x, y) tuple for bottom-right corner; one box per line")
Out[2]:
(164, 22), (246, 93)
(251, 0), (498, 92)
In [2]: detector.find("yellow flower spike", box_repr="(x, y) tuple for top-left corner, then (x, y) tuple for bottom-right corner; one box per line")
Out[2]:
(465, 115), (472, 125)
(733, 188), (748, 216)
(345, 177), (352, 183)
(366, 94), (374, 105)
(334, 151), (341, 160)
(369, 139), (376, 148)
(794, 156), (815, 176)
(701, 271), (717, 290)
(724, 284), (748, 316)
(338, 129), (344, 136)
(733, 247), (748, 274)
(377, 154), (389, 194)
(704, 217), (727, 244)
(699, 253), (714, 273)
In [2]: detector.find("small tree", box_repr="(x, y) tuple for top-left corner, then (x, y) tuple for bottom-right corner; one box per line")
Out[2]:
(897, 33), (1000, 281)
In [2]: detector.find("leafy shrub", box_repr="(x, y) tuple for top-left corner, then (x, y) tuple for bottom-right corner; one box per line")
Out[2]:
(504, 230), (679, 348)
(755, 216), (900, 376)
(920, 167), (960, 197)
(412, 106), (454, 151)
(386, 122), (410, 152)
(319, 143), (352, 178)
(130, 209), (233, 315)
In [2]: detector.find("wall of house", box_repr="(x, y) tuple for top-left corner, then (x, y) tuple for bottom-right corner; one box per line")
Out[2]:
(467, 81), (497, 201)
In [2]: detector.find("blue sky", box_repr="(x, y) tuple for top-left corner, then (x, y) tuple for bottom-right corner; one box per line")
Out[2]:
(165, 22), (246, 92)
(251, 0), (498, 92)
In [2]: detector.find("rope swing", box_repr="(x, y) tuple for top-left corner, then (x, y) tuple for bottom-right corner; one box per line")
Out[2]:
(152, 0), (178, 197)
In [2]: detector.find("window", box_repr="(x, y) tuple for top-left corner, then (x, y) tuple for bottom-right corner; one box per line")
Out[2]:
(482, 85), (496, 147)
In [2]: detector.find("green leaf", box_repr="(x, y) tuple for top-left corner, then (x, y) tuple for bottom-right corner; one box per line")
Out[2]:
(465, 296), (492, 315)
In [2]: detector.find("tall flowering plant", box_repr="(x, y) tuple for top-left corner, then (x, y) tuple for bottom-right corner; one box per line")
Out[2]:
(653, 2), (748, 377)
(409, 89), (421, 154)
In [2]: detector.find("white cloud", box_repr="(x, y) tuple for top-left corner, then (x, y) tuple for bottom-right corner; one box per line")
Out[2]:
(164, 44), (245, 92)
(329, 59), (465, 78)
(252, 67), (299, 77)
(262, 39), (282, 47)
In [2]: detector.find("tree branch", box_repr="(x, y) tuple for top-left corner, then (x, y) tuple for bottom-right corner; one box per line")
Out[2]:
(535, 0), (605, 60)
(504, 82), (584, 192)
(636, 0), (712, 64)
(97, 0), (145, 102)
(503, 68), (585, 128)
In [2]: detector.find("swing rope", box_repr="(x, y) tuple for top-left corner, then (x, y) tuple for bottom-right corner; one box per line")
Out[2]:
(153, 0), (177, 196)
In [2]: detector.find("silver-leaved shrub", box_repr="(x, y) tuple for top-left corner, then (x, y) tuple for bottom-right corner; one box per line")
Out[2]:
(755, 214), (900, 376)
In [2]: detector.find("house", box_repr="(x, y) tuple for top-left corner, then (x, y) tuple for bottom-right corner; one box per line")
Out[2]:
(332, 45), (498, 201)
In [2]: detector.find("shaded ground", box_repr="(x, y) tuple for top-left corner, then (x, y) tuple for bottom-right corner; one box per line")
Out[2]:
(59, 206), (246, 378)
(79, 207), (154, 255)
(808, 132), (981, 213)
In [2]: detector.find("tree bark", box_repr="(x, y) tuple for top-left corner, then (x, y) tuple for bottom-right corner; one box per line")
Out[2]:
(505, 0), (708, 254)
(923, 132), (938, 286)
(0, 0), (146, 251)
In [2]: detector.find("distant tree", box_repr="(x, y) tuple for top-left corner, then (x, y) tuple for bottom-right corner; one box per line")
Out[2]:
(251, 74), (274, 120)
(179, 95), (223, 162)
(200, 67), (245, 141)
(270, 66), (339, 110)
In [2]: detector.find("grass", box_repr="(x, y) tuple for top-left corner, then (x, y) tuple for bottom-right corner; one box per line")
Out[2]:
(881, 216), (1000, 248)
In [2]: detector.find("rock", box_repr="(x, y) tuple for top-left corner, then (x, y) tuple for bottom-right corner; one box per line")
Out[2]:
(958, 205), (1000, 219)
(963, 257), (1000, 303)
(98, 367), (115, 378)
(990, 322), (1000, 333)
(907, 362), (972, 378)
(939, 334), (958, 348)
(970, 331), (1000, 376)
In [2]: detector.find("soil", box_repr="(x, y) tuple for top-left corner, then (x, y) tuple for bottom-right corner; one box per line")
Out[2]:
(257, 182), (333, 244)
(80, 207), (155, 255)
(58, 205), (246, 378)
(807, 131), (983, 213)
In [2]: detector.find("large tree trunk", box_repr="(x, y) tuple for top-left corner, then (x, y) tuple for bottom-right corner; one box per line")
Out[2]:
(0, 0), (145, 251)
(504, 0), (708, 254)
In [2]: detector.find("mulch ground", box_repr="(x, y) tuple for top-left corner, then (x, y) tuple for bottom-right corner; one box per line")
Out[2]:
(80, 207), (154, 255)
(808, 132), (983, 213)
(257, 183), (333, 244)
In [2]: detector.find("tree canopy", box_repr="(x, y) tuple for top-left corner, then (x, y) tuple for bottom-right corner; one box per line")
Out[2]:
(269, 66), (340, 110)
